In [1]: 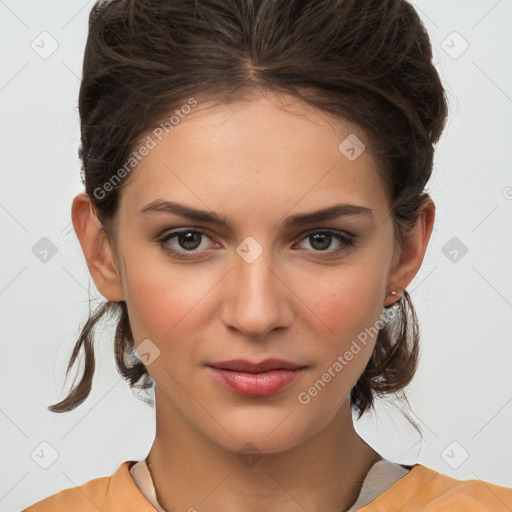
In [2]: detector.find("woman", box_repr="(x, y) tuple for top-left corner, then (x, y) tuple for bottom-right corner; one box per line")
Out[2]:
(23, 0), (512, 510)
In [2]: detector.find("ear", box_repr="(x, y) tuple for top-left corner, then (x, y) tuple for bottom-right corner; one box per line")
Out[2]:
(71, 192), (125, 302)
(384, 197), (435, 307)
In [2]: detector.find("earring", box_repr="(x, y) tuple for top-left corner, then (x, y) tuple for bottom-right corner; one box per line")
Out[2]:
(389, 289), (402, 301)
(384, 289), (401, 310)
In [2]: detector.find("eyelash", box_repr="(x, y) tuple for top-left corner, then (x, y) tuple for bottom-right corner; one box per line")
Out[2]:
(156, 227), (355, 260)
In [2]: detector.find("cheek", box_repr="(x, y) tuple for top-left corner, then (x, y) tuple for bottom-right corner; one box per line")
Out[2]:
(121, 256), (211, 344)
(307, 262), (388, 343)
(297, 258), (389, 396)
(122, 267), (218, 394)
(295, 272), (386, 424)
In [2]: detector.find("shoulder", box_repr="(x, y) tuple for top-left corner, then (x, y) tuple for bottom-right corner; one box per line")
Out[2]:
(362, 464), (512, 511)
(22, 460), (155, 512)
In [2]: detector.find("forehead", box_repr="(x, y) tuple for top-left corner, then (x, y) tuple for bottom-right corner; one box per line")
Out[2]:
(119, 92), (389, 220)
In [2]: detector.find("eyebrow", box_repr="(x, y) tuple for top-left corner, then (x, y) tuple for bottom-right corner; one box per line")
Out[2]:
(139, 199), (373, 229)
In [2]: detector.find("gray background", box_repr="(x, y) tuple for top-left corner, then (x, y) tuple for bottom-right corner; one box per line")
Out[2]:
(1, 0), (511, 510)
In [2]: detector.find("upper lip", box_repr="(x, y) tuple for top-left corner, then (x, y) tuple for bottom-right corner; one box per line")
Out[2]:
(207, 358), (306, 373)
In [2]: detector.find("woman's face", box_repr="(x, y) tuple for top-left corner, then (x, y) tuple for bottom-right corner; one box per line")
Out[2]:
(111, 92), (400, 453)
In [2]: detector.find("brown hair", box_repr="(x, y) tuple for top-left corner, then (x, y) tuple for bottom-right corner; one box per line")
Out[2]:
(49, 0), (447, 417)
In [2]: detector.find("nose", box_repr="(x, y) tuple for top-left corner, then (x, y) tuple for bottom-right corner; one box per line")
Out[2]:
(220, 244), (293, 340)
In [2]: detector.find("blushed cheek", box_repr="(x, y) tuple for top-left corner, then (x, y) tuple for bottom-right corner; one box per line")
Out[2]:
(300, 294), (381, 413)
(308, 270), (386, 375)
(314, 270), (383, 334)
(295, 283), (380, 432)
(123, 271), (192, 344)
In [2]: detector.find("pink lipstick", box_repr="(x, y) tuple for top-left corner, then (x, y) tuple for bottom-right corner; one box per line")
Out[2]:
(207, 358), (306, 397)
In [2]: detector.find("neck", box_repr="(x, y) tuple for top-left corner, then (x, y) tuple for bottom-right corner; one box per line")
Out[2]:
(146, 388), (381, 512)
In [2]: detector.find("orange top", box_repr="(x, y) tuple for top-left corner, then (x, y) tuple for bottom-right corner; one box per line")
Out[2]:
(22, 460), (512, 512)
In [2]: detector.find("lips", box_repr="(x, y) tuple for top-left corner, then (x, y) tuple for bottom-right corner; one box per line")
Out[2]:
(206, 359), (306, 397)
(207, 358), (305, 373)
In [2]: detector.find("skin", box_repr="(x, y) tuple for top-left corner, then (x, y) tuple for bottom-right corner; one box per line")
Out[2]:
(72, 91), (435, 512)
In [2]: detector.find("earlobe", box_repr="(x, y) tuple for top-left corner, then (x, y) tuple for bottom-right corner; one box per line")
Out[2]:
(71, 193), (125, 302)
(385, 198), (436, 305)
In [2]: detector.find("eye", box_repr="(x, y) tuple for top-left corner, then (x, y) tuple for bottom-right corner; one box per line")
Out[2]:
(156, 227), (355, 261)
(157, 228), (217, 259)
(294, 230), (354, 256)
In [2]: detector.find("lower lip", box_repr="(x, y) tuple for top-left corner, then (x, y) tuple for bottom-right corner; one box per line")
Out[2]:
(208, 367), (304, 397)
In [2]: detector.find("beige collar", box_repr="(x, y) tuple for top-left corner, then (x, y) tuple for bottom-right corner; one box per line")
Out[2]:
(130, 458), (410, 511)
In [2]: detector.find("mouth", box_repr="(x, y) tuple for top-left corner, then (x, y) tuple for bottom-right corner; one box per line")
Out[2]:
(206, 359), (307, 397)
(207, 358), (306, 373)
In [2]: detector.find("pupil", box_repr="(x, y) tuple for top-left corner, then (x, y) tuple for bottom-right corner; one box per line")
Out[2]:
(311, 233), (331, 250)
(180, 232), (201, 250)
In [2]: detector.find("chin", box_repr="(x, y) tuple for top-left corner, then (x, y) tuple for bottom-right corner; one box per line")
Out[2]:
(201, 405), (330, 456)
(215, 428), (307, 456)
